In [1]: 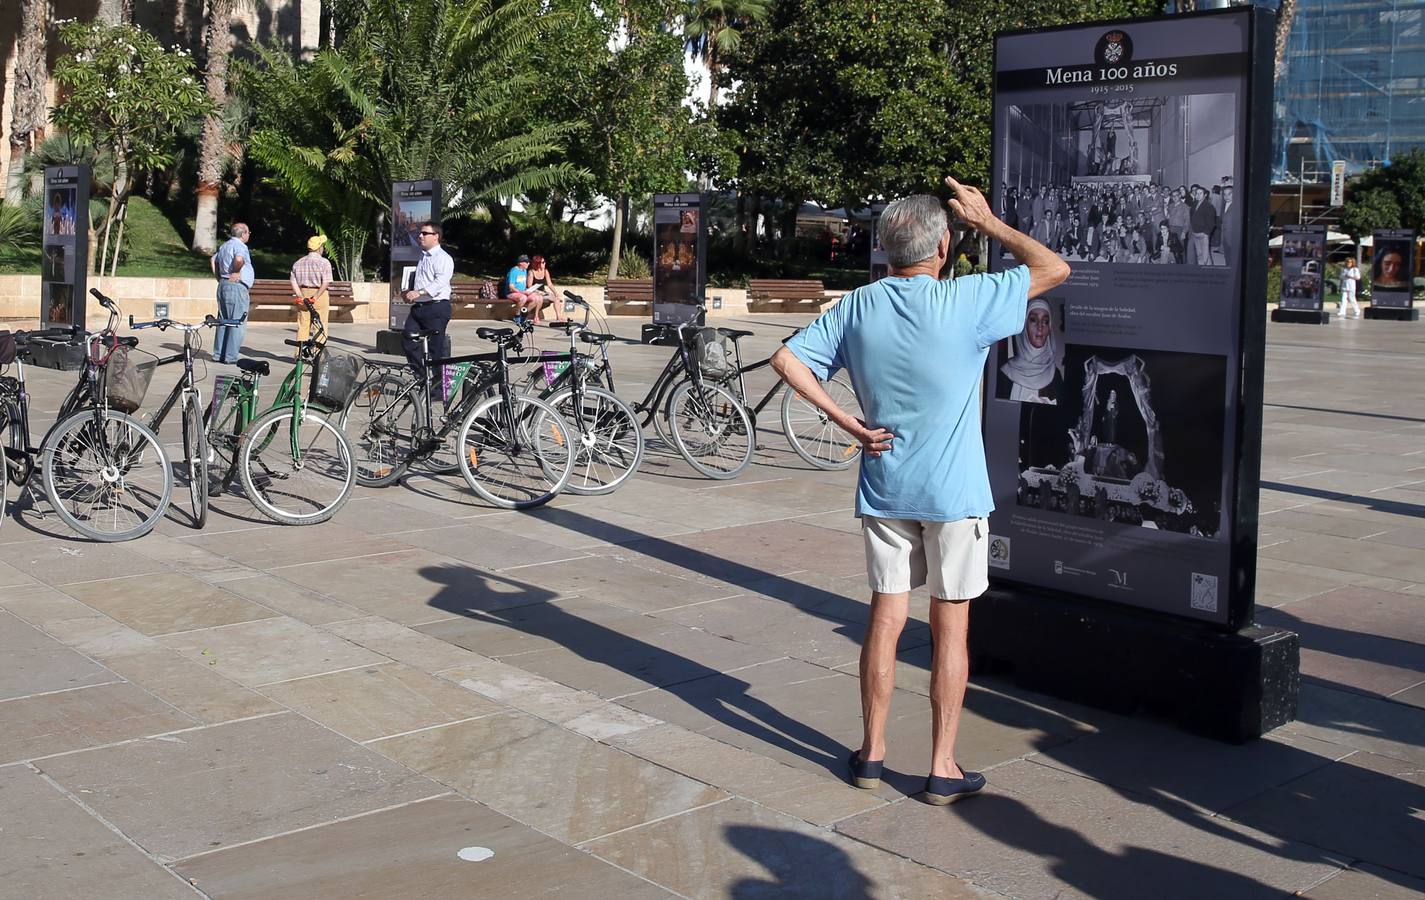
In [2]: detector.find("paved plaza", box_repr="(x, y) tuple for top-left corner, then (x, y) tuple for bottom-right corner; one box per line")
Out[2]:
(1, 311), (1423, 899)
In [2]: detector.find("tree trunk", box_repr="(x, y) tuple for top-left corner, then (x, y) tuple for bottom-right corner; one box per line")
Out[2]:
(777, 197), (801, 258)
(549, 191), (567, 223)
(95, 0), (126, 24)
(488, 198), (514, 242)
(6, 0), (48, 204)
(193, 0), (236, 253)
(1274, 0), (1298, 79)
(609, 194), (628, 279)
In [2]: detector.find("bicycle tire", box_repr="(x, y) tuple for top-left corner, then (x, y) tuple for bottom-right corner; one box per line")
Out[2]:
(204, 382), (244, 493)
(42, 409), (173, 542)
(780, 376), (863, 471)
(668, 380), (754, 480)
(6, 402), (33, 488)
(547, 385), (644, 495)
(238, 407), (354, 525)
(343, 373), (417, 487)
(182, 393), (209, 528)
(456, 394), (574, 509)
(0, 447), (7, 532)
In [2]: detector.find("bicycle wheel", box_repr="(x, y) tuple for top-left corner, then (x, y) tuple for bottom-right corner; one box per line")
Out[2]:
(668, 380), (754, 480)
(0, 446), (7, 532)
(42, 410), (173, 542)
(547, 385), (644, 495)
(343, 373), (417, 487)
(182, 393), (209, 528)
(781, 376), (863, 471)
(457, 394), (574, 509)
(238, 406), (354, 525)
(204, 382), (245, 493)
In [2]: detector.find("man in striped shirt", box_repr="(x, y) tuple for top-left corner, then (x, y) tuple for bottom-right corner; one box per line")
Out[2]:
(289, 235), (334, 346)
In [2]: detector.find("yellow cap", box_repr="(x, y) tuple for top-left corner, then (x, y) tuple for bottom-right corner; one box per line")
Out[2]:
(307, 234), (328, 251)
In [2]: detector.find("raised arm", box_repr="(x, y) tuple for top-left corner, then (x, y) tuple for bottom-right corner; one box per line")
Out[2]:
(946, 176), (1070, 299)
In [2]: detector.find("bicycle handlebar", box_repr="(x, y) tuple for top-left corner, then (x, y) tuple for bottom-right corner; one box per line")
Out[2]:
(562, 290), (588, 307)
(130, 313), (244, 331)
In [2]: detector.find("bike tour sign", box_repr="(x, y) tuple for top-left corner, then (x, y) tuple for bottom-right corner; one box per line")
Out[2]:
(983, 9), (1271, 629)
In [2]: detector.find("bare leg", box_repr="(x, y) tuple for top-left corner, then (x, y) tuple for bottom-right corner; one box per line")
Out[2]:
(859, 591), (908, 761)
(928, 597), (971, 778)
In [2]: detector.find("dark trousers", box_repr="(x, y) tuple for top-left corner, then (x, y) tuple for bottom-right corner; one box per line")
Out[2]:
(402, 299), (452, 386)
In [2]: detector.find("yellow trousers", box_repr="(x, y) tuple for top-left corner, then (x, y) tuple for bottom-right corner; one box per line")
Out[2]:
(296, 288), (330, 345)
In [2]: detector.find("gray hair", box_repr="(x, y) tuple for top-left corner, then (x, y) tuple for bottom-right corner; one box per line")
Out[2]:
(230, 222), (250, 238)
(880, 195), (947, 268)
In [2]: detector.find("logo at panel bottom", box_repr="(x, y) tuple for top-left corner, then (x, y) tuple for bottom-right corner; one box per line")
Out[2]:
(989, 536), (1011, 570)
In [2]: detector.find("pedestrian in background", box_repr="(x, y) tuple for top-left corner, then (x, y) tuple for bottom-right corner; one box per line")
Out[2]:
(289, 234), (333, 346)
(210, 222), (253, 364)
(401, 221), (454, 388)
(772, 179), (1069, 805)
(1340, 259), (1362, 319)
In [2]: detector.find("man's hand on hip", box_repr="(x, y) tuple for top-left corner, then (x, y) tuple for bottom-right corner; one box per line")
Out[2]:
(849, 419), (895, 457)
(226, 273), (242, 283)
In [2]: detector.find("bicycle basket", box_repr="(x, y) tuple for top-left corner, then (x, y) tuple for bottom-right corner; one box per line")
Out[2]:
(102, 346), (157, 414)
(694, 327), (735, 380)
(308, 348), (367, 410)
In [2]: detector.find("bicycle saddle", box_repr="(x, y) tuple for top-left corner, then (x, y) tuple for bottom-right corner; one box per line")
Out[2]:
(579, 331), (616, 345)
(236, 359), (270, 376)
(717, 328), (754, 341)
(477, 327), (515, 342)
(406, 329), (443, 339)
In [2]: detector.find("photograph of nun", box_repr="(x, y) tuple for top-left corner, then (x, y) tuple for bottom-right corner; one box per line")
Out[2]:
(996, 297), (1065, 404)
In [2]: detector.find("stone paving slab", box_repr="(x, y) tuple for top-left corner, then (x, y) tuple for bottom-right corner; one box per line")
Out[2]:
(0, 766), (197, 899)
(37, 712), (444, 862)
(0, 681), (195, 765)
(159, 616), (387, 687)
(1304, 863), (1425, 900)
(60, 571), (278, 637)
(174, 795), (673, 900)
(0, 608), (115, 700)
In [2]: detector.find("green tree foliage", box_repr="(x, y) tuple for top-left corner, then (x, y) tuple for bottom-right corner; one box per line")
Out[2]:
(533, 0), (727, 275)
(719, 0), (1161, 229)
(684, 0), (771, 107)
(50, 20), (213, 271)
(1342, 149), (1425, 236)
(240, 0), (582, 279)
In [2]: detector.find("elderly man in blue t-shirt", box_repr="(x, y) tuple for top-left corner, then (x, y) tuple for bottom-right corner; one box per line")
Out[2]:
(773, 177), (1069, 805)
(210, 222), (255, 364)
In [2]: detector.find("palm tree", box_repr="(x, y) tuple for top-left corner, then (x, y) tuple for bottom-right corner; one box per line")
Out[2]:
(684, 0), (770, 109)
(6, 0), (48, 204)
(193, 0), (237, 253)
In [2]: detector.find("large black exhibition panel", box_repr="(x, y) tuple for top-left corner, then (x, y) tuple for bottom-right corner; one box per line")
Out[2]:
(979, 8), (1296, 741)
(1365, 229), (1419, 321)
(31, 165), (92, 370)
(376, 179), (443, 356)
(651, 193), (706, 327)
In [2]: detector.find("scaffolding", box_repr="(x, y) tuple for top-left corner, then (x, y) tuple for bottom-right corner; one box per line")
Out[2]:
(1275, 0), (1425, 181)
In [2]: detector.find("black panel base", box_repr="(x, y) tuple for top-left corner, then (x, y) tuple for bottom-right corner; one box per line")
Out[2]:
(25, 337), (86, 371)
(969, 586), (1299, 743)
(641, 323), (678, 346)
(374, 329), (405, 356)
(1364, 306), (1419, 321)
(1270, 308), (1331, 324)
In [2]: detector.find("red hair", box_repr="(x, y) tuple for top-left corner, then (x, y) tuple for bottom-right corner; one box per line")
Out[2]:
(532, 255), (546, 267)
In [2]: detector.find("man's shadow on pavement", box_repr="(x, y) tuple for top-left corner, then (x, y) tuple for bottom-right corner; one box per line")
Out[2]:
(419, 562), (850, 776)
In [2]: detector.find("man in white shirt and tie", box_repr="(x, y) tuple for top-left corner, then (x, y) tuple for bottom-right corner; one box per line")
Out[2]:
(402, 221), (455, 386)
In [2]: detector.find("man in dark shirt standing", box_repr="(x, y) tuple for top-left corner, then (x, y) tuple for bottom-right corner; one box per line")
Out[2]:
(1187, 184), (1218, 266)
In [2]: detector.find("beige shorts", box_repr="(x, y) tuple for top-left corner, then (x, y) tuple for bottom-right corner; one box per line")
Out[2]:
(862, 516), (989, 599)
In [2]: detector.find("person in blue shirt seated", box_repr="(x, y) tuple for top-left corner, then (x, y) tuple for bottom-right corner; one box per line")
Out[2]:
(504, 254), (537, 317)
(772, 177), (1069, 806)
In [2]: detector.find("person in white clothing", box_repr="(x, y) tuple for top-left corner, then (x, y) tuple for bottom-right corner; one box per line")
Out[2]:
(1339, 260), (1361, 319)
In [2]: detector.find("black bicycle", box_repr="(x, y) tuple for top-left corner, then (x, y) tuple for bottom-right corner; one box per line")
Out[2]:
(345, 325), (576, 508)
(629, 319), (755, 480)
(128, 312), (243, 528)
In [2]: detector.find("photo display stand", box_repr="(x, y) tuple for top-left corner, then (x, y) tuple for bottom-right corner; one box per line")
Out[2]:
(651, 193), (706, 327)
(1272, 223), (1330, 324)
(32, 165), (92, 370)
(1364, 229), (1419, 321)
(869, 203), (889, 282)
(978, 8), (1296, 742)
(375, 179), (442, 356)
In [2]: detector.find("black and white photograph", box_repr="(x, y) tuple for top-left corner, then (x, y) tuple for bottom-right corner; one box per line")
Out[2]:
(42, 245), (66, 283)
(1279, 232), (1324, 304)
(1013, 345), (1226, 537)
(995, 296), (1065, 404)
(998, 94), (1238, 267)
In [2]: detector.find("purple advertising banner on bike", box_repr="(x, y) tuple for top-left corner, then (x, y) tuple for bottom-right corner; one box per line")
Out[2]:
(983, 9), (1271, 628)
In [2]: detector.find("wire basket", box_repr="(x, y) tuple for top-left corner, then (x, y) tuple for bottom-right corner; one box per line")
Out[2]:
(103, 346), (158, 414)
(308, 347), (367, 411)
(694, 327), (735, 380)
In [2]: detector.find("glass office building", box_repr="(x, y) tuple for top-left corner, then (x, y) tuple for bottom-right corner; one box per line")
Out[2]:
(1275, 0), (1425, 180)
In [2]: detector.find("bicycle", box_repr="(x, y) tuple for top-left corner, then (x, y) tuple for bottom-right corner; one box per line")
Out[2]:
(346, 324), (576, 509)
(38, 289), (173, 542)
(208, 296), (357, 525)
(128, 312), (244, 528)
(0, 323), (85, 530)
(517, 294), (643, 494)
(628, 319), (755, 480)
